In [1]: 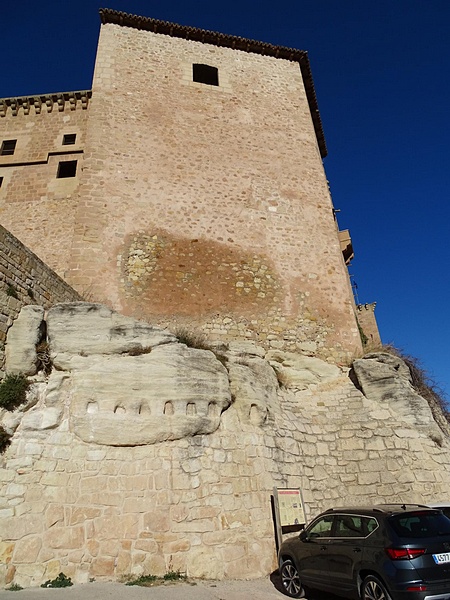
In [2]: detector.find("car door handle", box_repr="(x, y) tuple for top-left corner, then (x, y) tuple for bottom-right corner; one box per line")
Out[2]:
(353, 547), (361, 553)
(320, 546), (327, 551)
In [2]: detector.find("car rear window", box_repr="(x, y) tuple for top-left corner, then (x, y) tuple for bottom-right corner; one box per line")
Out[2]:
(389, 511), (450, 538)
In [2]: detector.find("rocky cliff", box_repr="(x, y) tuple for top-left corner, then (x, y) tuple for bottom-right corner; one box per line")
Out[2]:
(1, 303), (449, 588)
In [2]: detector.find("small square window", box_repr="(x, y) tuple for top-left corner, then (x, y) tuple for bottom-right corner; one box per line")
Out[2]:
(63, 134), (77, 145)
(1, 140), (17, 156)
(57, 160), (77, 178)
(193, 64), (219, 86)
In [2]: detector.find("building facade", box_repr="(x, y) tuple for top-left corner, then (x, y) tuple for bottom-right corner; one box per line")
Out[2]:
(0, 10), (365, 360)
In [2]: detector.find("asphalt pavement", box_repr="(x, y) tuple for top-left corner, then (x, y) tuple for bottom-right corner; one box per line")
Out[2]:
(0, 575), (339, 600)
(0, 577), (285, 600)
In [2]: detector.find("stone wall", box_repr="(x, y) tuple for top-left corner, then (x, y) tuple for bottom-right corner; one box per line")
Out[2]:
(0, 226), (82, 374)
(0, 14), (365, 360)
(67, 21), (360, 360)
(0, 303), (448, 588)
(0, 92), (90, 278)
(357, 302), (381, 347)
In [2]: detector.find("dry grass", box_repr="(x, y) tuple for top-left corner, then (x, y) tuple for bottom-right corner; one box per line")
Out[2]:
(174, 327), (211, 351)
(174, 328), (228, 367)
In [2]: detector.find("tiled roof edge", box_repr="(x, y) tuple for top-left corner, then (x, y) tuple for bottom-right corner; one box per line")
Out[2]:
(99, 9), (327, 157)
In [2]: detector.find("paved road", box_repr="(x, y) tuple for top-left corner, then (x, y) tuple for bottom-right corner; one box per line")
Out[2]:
(0, 575), (343, 600)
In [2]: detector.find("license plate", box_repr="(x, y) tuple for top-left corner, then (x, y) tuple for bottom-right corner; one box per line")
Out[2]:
(433, 552), (450, 564)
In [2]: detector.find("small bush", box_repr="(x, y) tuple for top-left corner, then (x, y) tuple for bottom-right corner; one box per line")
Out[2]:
(5, 583), (23, 591)
(0, 426), (12, 454)
(123, 571), (187, 587)
(0, 374), (29, 411)
(6, 285), (18, 299)
(163, 570), (186, 581)
(41, 573), (73, 588)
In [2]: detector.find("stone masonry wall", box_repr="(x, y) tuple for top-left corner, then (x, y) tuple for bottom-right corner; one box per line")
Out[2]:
(0, 226), (82, 374)
(0, 19), (364, 360)
(66, 22), (361, 361)
(1, 366), (449, 588)
(0, 304), (449, 588)
(357, 302), (381, 347)
(0, 94), (90, 278)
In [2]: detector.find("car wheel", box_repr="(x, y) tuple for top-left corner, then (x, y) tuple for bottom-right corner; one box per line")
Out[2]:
(280, 558), (305, 598)
(362, 575), (392, 600)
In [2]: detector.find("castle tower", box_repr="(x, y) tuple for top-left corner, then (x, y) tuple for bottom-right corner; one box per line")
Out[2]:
(0, 10), (363, 360)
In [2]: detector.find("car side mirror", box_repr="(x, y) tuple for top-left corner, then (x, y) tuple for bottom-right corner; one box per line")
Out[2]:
(299, 530), (309, 542)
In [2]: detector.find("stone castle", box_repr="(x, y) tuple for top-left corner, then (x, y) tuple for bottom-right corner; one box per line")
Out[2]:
(0, 8), (378, 362)
(2, 9), (449, 591)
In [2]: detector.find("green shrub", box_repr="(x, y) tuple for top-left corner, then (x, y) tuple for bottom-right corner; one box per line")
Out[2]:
(41, 573), (73, 588)
(5, 583), (23, 591)
(123, 571), (187, 587)
(0, 374), (29, 411)
(163, 570), (186, 581)
(0, 426), (12, 454)
(6, 285), (18, 299)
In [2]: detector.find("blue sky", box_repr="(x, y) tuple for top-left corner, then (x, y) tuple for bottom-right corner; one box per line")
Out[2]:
(2, 1), (450, 401)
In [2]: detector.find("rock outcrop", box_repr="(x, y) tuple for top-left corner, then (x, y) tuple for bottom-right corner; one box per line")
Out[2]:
(1, 303), (449, 588)
(352, 353), (448, 442)
(6, 303), (232, 446)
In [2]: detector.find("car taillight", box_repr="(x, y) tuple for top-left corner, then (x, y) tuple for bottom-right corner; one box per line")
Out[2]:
(385, 547), (426, 560)
(406, 585), (427, 592)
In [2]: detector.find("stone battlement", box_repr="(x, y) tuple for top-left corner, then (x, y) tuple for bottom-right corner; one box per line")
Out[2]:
(0, 90), (91, 117)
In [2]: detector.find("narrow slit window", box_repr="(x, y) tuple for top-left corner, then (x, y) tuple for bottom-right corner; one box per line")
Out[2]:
(0, 177), (3, 188)
(193, 63), (219, 86)
(1, 140), (17, 156)
(63, 133), (76, 145)
(57, 160), (77, 178)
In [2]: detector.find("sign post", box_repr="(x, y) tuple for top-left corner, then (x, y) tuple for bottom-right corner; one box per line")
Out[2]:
(272, 487), (306, 552)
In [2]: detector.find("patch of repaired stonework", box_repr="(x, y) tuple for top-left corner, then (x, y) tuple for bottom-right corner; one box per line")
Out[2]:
(118, 230), (281, 316)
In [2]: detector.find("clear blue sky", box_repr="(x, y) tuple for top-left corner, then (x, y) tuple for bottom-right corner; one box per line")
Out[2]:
(2, 1), (450, 402)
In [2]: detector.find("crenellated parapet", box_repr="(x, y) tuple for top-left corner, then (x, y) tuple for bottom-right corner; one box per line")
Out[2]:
(0, 90), (92, 117)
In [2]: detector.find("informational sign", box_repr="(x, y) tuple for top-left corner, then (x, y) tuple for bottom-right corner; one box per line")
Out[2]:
(277, 488), (306, 526)
(272, 487), (306, 551)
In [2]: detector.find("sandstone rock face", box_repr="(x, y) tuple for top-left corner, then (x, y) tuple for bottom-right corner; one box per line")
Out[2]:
(267, 350), (341, 389)
(69, 345), (230, 446)
(352, 353), (446, 441)
(227, 352), (279, 426)
(48, 303), (230, 445)
(5, 306), (45, 376)
(47, 302), (176, 356)
(1, 304), (450, 588)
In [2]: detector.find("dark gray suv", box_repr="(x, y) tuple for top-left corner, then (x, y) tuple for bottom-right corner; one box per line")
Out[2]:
(278, 504), (450, 600)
